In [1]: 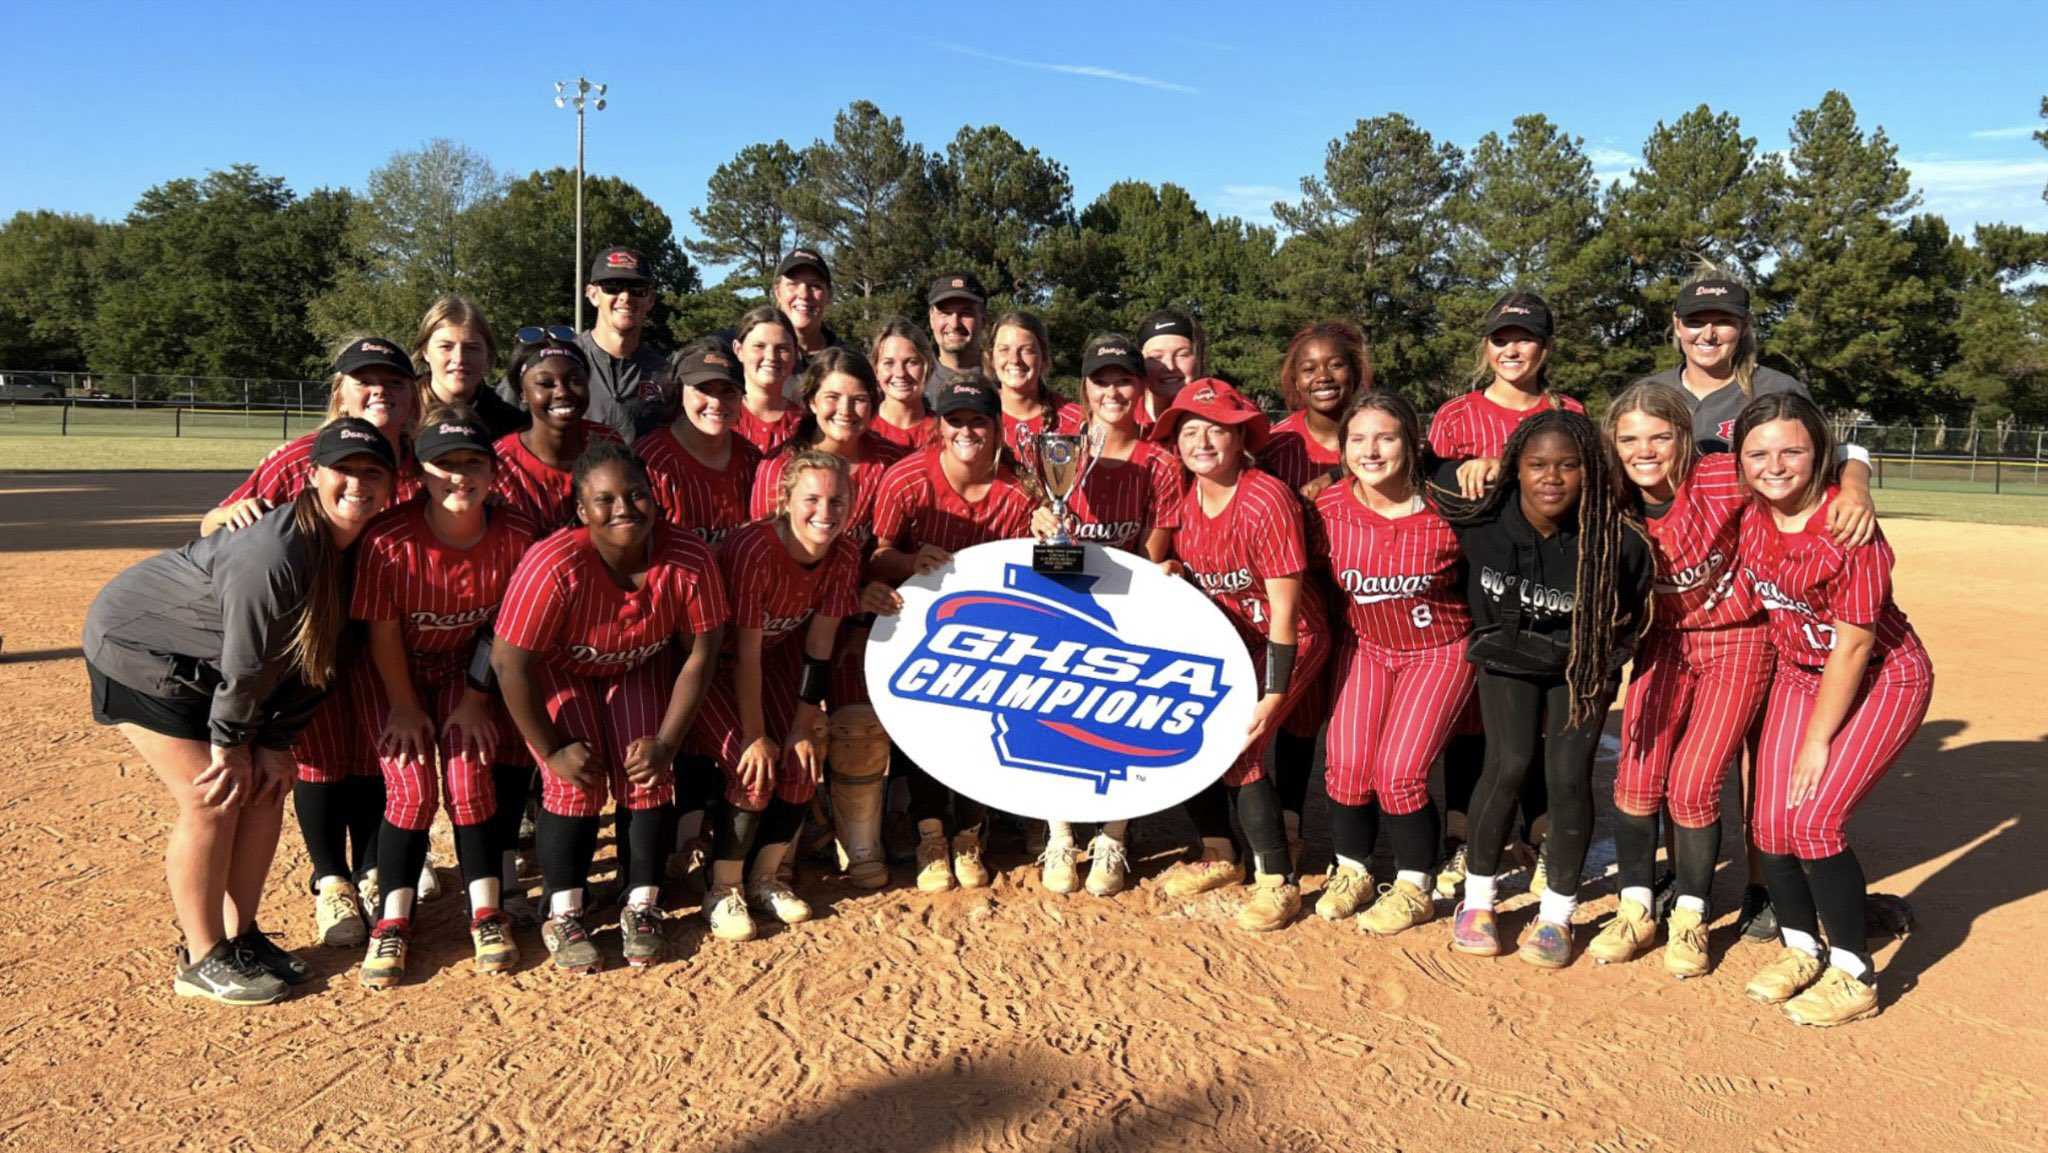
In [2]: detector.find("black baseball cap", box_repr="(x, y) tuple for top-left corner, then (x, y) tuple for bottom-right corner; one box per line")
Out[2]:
(1674, 277), (1750, 319)
(1481, 292), (1553, 340)
(589, 246), (652, 285)
(932, 375), (1000, 421)
(668, 345), (743, 393)
(312, 417), (398, 471)
(1137, 309), (1196, 342)
(333, 337), (414, 379)
(776, 247), (831, 285)
(927, 271), (986, 307)
(1081, 333), (1144, 378)
(414, 413), (496, 463)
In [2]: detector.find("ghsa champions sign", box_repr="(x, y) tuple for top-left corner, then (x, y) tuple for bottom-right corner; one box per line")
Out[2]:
(866, 541), (1257, 823)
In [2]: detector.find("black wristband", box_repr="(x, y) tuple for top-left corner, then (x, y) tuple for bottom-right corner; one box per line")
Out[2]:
(797, 655), (832, 706)
(1263, 641), (1297, 696)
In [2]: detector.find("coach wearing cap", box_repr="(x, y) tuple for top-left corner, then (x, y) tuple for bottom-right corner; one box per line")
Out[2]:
(925, 271), (988, 402)
(499, 246), (668, 444)
(1632, 270), (1877, 531)
(774, 248), (845, 360)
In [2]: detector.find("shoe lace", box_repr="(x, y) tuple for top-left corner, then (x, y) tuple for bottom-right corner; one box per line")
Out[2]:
(370, 930), (406, 960)
(474, 915), (509, 945)
(714, 888), (750, 919)
(1090, 838), (1128, 873)
(550, 915), (589, 944)
(623, 906), (662, 934)
(1037, 841), (1078, 870)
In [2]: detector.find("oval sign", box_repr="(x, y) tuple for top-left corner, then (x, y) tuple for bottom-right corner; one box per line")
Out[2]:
(865, 540), (1258, 823)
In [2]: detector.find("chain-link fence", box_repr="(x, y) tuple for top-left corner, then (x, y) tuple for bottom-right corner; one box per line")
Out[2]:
(0, 370), (322, 407)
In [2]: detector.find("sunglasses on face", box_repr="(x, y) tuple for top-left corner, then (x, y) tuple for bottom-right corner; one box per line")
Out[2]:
(515, 325), (579, 346)
(596, 283), (654, 300)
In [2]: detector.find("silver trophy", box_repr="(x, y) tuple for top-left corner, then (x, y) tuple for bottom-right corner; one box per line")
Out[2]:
(1027, 425), (1103, 574)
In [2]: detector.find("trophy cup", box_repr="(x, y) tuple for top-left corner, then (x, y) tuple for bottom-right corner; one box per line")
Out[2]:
(1027, 426), (1102, 575)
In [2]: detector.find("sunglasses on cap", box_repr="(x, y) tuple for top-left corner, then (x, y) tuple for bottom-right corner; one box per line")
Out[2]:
(515, 325), (579, 346)
(595, 283), (654, 299)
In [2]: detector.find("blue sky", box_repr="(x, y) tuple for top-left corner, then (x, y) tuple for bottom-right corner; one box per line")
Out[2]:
(9, 0), (2046, 255)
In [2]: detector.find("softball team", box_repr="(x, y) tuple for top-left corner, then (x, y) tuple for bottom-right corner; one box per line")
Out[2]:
(97, 267), (1932, 1031)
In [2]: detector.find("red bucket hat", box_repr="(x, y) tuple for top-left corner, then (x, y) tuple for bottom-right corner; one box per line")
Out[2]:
(1147, 377), (1271, 453)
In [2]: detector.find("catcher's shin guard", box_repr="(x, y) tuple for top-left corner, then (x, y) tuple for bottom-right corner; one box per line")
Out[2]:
(828, 705), (891, 889)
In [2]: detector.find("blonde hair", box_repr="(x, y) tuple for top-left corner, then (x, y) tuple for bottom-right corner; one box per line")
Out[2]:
(322, 332), (418, 426)
(1603, 380), (1699, 493)
(410, 295), (498, 375)
(1671, 266), (1759, 396)
(776, 448), (852, 516)
(286, 488), (351, 688)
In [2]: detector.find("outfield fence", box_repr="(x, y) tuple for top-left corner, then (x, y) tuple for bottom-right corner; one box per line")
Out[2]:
(0, 399), (327, 441)
(0, 370), (318, 407)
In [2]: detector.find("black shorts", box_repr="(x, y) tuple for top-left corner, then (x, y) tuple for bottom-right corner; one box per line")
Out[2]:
(89, 661), (213, 742)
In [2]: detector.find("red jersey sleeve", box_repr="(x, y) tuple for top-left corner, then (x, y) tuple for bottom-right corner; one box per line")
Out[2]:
(749, 453), (784, 521)
(819, 537), (863, 620)
(724, 528), (773, 631)
(870, 455), (921, 551)
(1247, 474), (1308, 581)
(349, 527), (401, 622)
(496, 536), (574, 653)
(1830, 528), (1895, 628)
(1144, 445), (1185, 532)
(670, 534), (732, 637)
(1687, 452), (1748, 513)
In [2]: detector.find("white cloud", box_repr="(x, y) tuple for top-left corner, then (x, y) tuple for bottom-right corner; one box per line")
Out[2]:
(1588, 147), (1641, 189)
(1211, 184), (1289, 226)
(935, 43), (1196, 94)
(1903, 156), (2048, 232)
(1969, 126), (2041, 140)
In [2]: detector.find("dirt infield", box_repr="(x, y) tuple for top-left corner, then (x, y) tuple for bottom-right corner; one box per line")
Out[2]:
(1, 472), (2042, 1153)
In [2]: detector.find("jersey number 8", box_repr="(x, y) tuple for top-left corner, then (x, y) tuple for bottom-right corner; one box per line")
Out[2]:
(1410, 603), (1433, 630)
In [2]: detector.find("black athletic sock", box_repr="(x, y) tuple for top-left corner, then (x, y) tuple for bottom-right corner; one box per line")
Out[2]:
(293, 779), (351, 889)
(537, 810), (601, 904)
(452, 821), (495, 888)
(1441, 733), (1484, 820)
(1272, 729), (1316, 817)
(1673, 821), (1721, 906)
(714, 804), (764, 862)
(341, 774), (385, 880)
(625, 805), (676, 891)
(1184, 781), (1234, 844)
(1801, 849), (1872, 971)
(1328, 800), (1379, 869)
(611, 805), (632, 892)
(374, 821), (430, 915)
(1613, 809), (1660, 894)
(1386, 802), (1440, 877)
(487, 763), (532, 860)
(1230, 777), (1291, 880)
(1759, 852), (1820, 940)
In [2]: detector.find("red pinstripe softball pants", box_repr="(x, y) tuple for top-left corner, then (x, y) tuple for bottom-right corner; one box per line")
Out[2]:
(528, 659), (679, 818)
(291, 662), (378, 783)
(1753, 654), (1933, 859)
(1227, 628), (1330, 787)
(1615, 623), (1774, 828)
(1322, 636), (1474, 811)
(356, 655), (506, 831)
(691, 645), (817, 809)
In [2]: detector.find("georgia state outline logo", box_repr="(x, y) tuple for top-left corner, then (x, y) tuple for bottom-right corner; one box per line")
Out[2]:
(868, 541), (1256, 823)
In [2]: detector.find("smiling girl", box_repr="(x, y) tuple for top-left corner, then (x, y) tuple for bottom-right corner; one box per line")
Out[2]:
(984, 309), (1083, 455)
(731, 306), (805, 453)
(869, 319), (937, 450)
(492, 331), (622, 531)
(637, 341), (763, 547)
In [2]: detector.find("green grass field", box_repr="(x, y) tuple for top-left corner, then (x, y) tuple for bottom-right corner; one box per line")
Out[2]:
(0, 403), (325, 442)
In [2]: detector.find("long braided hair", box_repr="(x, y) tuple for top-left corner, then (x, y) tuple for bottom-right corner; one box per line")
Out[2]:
(1443, 409), (1643, 724)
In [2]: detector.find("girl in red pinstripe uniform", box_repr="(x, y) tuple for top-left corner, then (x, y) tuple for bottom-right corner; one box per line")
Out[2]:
(201, 337), (426, 949)
(492, 331), (621, 531)
(636, 341), (762, 547)
(696, 453), (863, 941)
(1259, 321), (1373, 871)
(1591, 381), (1774, 976)
(731, 306), (804, 453)
(1732, 393), (1933, 1026)
(1429, 293), (1585, 899)
(492, 443), (730, 972)
(985, 310), (1083, 455)
(868, 376), (1035, 891)
(869, 319), (936, 451)
(1149, 379), (1329, 934)
(1033, 334), (1184, 898)
(350, 410), (537, 987)
(1308, 392), (1474, 934)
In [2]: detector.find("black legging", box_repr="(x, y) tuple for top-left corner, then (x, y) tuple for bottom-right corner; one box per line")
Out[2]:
(1444, 733), (1551, 843)
(295, 775), (384, 891)
(905, 752), (987, 835)
(1181, 777), (1291, 879)
(1467, 670), (1615, 900)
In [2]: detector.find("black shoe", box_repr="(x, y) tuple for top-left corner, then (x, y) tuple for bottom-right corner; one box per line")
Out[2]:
(174, 941), (289, 1006)
(1735, 884), (1779, 941)
(231, 925), (312, 985)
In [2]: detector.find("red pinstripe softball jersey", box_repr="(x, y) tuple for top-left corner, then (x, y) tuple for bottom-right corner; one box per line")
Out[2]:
(1310, 481), (1470, 648)
(733, 405), (804, 454)
(1426, 390), (1586, 460)
(1738, 488), (1924, 672)
(634, 427), (762, 547)
(1000, 398), (1085, 457)
(869, 412), (935, 451)
(1261, 411), (1343, 493)
(1644, 453), (1758, 631)
(1171, 467), (1327, 642)
(220, 430), (423, 507)
(350, 503), (537, 656)
(871, 447), (1035, 554)
(490, 423), (620, 531)
(496, 524), (731, 678)
(747, 433), (911, 551)
(717, 519), (862, 654)
(1060, 439), (1184, 550)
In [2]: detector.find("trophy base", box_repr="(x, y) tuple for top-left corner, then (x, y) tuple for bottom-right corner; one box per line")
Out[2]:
(1032, 542), (1086, 576)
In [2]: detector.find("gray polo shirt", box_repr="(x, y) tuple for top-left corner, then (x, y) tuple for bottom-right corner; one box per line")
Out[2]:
(83, 506), (327, 747)
(926, 358), (979, 406)
(497, 330), (667, 444)
(1635, 365), (1808, 454)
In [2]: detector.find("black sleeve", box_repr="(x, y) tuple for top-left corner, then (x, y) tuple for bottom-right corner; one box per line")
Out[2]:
(1617, 522), (1656, 634)
(208, 527), (304, 746)
(1423, 451), (1481, 520)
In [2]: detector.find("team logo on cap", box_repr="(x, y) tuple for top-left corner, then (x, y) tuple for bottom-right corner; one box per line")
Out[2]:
(357, 341), (399, 355)
(1092, 344), (1125, 357)
(703, 352), (730, 366)
(1498, 305), (1531, 316)
(1693, 285), (1729, 297)
(431, 421), (480, 437)
(1190, 386), (1217, 404)
(888, 565), (1227, 794)
(605, 251), (639, 270)
(337, 427), (376, 442)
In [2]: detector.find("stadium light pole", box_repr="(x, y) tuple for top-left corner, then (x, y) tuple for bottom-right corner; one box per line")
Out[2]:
(554, 77), (607, 331)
